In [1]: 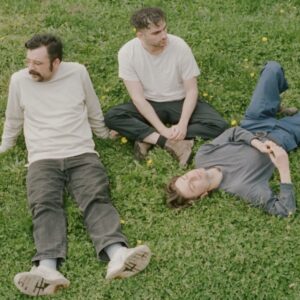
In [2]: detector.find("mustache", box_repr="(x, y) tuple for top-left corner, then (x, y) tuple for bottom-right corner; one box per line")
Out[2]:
(29, 70), (41, 76)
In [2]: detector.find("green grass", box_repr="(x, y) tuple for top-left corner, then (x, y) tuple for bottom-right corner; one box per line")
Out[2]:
(1, 0), (300, 299)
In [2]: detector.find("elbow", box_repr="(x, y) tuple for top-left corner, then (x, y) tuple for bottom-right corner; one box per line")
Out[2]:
(272, 206), (296, 218)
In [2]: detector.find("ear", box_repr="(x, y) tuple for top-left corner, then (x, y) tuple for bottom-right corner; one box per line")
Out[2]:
(136, 30), (143, 39)
(200, 192), (208, 199)
(53, 58), (61, 68)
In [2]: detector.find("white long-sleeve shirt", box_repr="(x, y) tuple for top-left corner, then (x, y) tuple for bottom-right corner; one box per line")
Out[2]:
(1, 62), (109, 164)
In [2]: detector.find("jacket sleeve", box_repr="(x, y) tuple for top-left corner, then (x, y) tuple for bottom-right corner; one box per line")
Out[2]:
(211, 127), (256, 146)
(81, 65), (109, 138)
(0, 74), (24, 152)
(245, 183), (296, 217)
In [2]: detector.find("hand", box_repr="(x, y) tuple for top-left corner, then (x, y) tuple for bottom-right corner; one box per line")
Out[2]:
(0, 145), (7, 154)
(266, 142), (289, 169)
(265, 141), (291, 183)
(159, 127), (177, 140)
(251, 139), (271, 154)
(169, 124), (187, 140)
(108, 130), (119, 140)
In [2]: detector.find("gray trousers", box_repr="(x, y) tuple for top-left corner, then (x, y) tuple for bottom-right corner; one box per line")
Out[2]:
(104, 99), (228, 141)
(26, 153), (128, 263)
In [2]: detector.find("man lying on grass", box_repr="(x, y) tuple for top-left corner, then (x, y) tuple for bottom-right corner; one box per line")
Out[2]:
(0, 33), (151, 297)
(166, 61), (298, 217)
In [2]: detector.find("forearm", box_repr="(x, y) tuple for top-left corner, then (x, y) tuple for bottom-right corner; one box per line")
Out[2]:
(179, 77), (198, 126)
(278, 161), (291, 183)
(1, 118), (23, 151)
(210, 127), (254, 146)
(178, 91), (197, 127)
(83, 66), (110, 138)
(124, 80), (167, 133)
(133, 99), (166, 133)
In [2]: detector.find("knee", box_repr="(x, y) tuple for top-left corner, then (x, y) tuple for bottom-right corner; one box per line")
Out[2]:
(216, 119), (229, 133)
(264, 61), (283, 74)
(104, 107), (120, 128)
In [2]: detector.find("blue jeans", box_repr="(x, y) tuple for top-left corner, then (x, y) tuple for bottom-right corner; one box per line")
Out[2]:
(26, 153), (128, 263)
(241, 61), (300, 151)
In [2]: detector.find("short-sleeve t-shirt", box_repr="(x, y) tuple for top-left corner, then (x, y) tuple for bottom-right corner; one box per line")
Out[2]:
(118, 34), (200, 102)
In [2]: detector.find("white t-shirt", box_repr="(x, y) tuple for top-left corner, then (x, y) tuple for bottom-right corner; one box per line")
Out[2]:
(1, 62), (109, 164)
(118, 34), (200, 102)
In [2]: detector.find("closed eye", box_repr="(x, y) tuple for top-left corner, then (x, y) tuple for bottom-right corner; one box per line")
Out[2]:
(189, 181), (196, 193)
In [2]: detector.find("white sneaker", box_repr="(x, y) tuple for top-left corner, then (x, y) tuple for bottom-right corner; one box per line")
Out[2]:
(14, 265), (70, 296)
(106, 245), (151, 279)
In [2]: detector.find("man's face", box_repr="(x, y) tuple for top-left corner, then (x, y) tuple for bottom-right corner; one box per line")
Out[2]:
(138, 20), (168, 50)
(25, 46), (58, 82)
(175, 168), (211, 199)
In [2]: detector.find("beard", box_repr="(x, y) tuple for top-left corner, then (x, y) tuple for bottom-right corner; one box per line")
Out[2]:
(28, 61), (53, 82)
(29, 70), (43, 81)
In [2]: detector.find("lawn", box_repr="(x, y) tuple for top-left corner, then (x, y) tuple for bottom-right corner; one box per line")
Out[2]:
(0, 0), (300, 299)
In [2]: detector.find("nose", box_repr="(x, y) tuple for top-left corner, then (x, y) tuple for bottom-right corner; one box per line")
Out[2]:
(27, 62), (36, 71)
(162, 31), (167, 39)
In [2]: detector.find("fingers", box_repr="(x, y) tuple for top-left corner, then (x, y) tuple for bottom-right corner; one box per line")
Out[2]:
(170, 125), (186, 140)
(264, 140), (286, 155)
(109, 130), (119, 139)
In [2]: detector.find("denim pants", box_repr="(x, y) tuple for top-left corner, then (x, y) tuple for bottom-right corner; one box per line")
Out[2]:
(241, 61), (300, 151)
(26, 153), (128, 263)
(104, 99), (228, 141)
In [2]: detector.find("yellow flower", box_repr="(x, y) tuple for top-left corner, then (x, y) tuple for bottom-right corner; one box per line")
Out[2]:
(100, 95), (106, 100)
(136, 240), (142, 245)
(120, 219), (125, 225)
(120, 137), (128, 144)
(203, 92), (208, 97)
(133, 27), (136, 33)
(231, 119), (237, 126)
(146, 159), (153, 167)
(244, 58), (248, 62)
(250, 72), (255, 78)
(279, 9), (284, 14)
(261, 36), (268, 42)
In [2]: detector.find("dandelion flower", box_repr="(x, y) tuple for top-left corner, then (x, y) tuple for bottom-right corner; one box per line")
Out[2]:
(203, 92), (208, 97)
(120, 219), (125, 225)
(146, 159), (153, 167)
(120, 137), (128, 144)
(250, 72), (255, 78)
(231, 119), (237, 126)
(261, 36), (268, 42)
(137, 240), (142, 245)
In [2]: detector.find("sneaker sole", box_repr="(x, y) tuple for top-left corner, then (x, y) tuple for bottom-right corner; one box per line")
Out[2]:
(107, 245), (151, 279)
(14, 272), (69, 296)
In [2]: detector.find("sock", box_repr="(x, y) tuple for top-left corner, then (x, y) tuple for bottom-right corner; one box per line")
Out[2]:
(156, 135), (167, 148)
(105, 243), (125, 260)
(39, 258), (57, 270)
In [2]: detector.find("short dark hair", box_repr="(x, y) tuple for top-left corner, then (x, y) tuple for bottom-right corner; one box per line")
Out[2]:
(25, 34), (63, 63)
(166, 176), (197, 209)
(131, 7), (166, 30)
